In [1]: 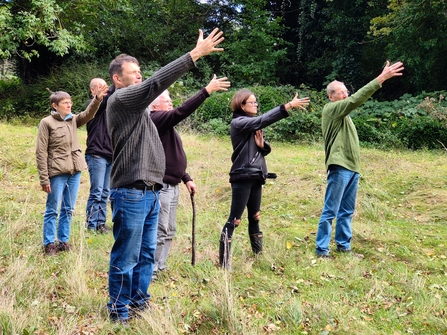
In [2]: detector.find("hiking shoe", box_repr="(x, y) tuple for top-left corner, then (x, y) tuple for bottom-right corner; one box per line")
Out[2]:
(97, 224), (109, 234)
(336, 248), (364, 259)
(111, 317), (129, 326)
(317, 253), (330, 259)
(44, 243), (57, 256)
(129, 302), (151, 318)
(58, 242), (71, 252)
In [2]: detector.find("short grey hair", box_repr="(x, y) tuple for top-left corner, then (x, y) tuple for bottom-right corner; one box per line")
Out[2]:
(326, 80), (344, 96)
(149, 90), (170, 111)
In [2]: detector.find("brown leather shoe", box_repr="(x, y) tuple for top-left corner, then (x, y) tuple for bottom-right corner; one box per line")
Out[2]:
(44, 243), (57, 256)
(58, 242), (71, 252)
(97, 224), (109, 234)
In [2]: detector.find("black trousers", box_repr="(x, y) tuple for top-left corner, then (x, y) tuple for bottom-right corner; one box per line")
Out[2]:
(221, 179), (262, 239)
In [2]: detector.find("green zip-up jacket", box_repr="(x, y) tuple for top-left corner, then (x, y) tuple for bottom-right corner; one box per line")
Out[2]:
(322, 79), (381, 173)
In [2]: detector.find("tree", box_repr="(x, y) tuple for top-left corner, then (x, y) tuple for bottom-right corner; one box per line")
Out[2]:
(370, 0), (447, 94)
(0, 0), (89, 81)
(216, 0), (288, 86)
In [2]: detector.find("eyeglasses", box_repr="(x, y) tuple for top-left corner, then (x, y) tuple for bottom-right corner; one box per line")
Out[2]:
(336, 90), (350, 96)
(244, 101), (258, 106)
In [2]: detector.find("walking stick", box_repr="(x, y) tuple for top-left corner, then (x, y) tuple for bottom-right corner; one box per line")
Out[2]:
(190, 192), (196, 266)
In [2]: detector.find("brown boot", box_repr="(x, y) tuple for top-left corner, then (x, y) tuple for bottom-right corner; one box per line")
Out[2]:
(58, 242), (71, 252)
(44, 243), (57, 256)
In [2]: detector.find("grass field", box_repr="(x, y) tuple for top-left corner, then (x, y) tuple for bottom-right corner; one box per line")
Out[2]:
(0, 122), (446, 334)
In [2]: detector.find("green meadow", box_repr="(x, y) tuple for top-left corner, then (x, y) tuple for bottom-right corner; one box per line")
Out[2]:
(0, 123), (446, 334)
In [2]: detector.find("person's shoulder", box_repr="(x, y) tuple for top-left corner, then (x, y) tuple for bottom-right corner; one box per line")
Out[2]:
(40, 114), (54, 123)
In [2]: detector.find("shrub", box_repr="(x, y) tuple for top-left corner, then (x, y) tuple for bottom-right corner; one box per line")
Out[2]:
(3, 60), (109, 120)
(3, 59), (447, 150)
(352, 91), (447, 149)
(187, 84), (326, 143)
(0, 76), (22, 119)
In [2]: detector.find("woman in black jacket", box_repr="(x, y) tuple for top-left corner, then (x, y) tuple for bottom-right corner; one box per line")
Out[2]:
(219, 89), (310, 268)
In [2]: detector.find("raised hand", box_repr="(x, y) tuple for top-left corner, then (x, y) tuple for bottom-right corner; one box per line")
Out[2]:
(287, 93), (310, 111)
(205, 74), (231, 94)
(93, 83), (109, 100)
(190, 28), (225, 62)
(376, 60), (404, 85)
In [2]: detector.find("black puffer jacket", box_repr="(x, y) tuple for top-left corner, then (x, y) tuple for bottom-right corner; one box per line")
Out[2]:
(229, 106), (289, 183)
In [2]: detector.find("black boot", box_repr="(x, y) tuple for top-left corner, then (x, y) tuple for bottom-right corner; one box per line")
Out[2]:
(219, 234), (232, 269)
(249, 232), (263, 255)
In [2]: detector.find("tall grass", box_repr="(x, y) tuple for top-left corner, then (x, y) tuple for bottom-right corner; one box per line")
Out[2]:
(0, 123), (446, 334)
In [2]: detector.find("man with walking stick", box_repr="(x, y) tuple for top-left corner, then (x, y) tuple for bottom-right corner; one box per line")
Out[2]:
(149, 74), (230, 278)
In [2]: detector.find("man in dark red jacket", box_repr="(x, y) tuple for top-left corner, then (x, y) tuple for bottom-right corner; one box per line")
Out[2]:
(150, 74), (230, 279)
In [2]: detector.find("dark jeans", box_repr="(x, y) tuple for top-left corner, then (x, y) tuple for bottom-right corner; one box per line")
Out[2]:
(221, 179), (262, 239)
(85, 154), (112, 229)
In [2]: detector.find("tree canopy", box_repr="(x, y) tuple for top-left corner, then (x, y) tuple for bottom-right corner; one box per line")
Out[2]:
(1, 0), (447, 97)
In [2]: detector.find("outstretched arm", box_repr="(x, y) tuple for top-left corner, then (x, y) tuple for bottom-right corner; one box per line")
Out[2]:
(376, 61), (404, 85)
(190, 28), (225, 62)
(205, 74), (231, 94)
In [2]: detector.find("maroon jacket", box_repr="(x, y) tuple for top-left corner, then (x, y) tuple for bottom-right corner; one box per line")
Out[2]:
(150, 88), (210, 185)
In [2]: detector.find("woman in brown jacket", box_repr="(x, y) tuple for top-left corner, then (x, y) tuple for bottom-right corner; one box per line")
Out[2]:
(36, 85), (107, 255)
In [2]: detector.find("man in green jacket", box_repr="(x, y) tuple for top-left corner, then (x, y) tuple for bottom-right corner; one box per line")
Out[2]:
(316, 60), (404, 258)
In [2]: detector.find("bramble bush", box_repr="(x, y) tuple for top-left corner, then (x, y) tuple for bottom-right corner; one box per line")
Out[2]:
(353, 92), (447, 149)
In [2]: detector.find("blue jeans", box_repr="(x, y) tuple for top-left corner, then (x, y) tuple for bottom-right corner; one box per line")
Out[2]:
(107, 187), (160, 321)
(43, 172), (81, 246)
(316, 165), (360, 256)
(154, 183), (179, 272)
(85, 154), (112, 229)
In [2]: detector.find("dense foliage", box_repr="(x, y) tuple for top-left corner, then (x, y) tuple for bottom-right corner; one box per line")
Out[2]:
(1, 0), (447, 150)
(1, 0), (447, 94)
(1, 59), (447, 150)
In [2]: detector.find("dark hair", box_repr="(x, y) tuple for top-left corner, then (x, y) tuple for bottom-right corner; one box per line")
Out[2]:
(108, 54), (139, 82)
(49, 91), (71, 106)
(231, 89), (254, 113)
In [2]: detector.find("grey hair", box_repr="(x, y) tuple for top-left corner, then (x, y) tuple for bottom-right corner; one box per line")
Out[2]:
(149, 90), (170, 111)
(326, 80), (344, 96)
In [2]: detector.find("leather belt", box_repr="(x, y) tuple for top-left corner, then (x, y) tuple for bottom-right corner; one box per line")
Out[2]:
(124, 181), (162, 191)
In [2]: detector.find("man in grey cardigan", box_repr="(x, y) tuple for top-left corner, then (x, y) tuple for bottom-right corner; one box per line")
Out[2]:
(106, 28), (224, 323)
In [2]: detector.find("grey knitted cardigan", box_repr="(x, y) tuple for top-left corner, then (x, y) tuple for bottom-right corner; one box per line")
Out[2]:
(107, 53), (195, 188)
